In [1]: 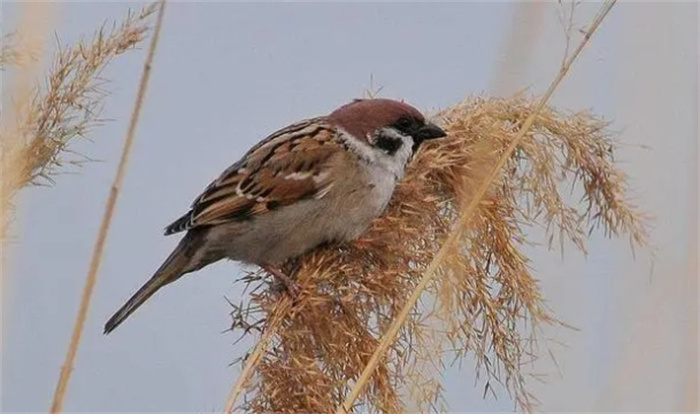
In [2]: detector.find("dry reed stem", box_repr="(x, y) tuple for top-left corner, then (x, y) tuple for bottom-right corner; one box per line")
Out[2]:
(228, 91), (647, 412)
(222, 2), (643, 413)
(49, 2), (166, 412)
(1, 5), (153, 409)
(338, 2), (618, 412)
(1, 3), (156, 237)
(488, 2), (544, 96)
(223, 297), (293, 414)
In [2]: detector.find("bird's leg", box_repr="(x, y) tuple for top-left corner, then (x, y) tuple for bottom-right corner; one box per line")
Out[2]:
(262, 265), (299, 299)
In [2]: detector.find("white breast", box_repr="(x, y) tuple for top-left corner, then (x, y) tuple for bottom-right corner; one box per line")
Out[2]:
(364, 160), (402, 212)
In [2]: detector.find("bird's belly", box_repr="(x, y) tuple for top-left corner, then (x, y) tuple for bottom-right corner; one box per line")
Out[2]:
(208, 167), (397, 266)
(320, 162), (397, 243)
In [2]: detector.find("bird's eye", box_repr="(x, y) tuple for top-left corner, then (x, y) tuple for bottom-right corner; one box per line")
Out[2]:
(397, 117), (412, 128)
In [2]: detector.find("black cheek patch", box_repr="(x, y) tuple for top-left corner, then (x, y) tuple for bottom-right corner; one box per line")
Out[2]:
(374, 134), (403, 155)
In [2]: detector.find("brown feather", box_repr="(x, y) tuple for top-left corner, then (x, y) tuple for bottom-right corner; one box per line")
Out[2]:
(164, 119), (343, 234)
(164, 98), (426, 236)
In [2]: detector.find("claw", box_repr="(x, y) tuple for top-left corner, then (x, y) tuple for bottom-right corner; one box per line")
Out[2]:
(262, 265), (300, 299)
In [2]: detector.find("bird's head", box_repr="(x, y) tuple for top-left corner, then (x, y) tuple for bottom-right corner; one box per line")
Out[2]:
(327, 98), (446, 158)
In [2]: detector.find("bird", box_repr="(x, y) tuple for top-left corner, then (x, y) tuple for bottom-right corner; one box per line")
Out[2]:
(103, 98), (446, 334)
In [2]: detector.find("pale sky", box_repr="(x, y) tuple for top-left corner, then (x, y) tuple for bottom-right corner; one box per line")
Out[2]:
(2, 2), (697, 413)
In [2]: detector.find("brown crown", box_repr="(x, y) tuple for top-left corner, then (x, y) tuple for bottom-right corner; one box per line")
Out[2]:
(326, 98), (426, 141)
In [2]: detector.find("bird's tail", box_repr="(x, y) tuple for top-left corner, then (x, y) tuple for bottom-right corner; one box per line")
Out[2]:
(104, 232), (208, 334)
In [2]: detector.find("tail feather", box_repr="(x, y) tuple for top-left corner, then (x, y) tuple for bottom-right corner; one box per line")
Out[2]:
(103, 271), (173, 335)
(104, 233), (206, 334)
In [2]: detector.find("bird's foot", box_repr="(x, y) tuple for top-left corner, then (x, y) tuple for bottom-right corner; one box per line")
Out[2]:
(262, 265), (300, 299)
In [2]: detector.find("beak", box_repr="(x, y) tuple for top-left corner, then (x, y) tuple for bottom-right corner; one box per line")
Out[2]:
(415, 122), (447, 141)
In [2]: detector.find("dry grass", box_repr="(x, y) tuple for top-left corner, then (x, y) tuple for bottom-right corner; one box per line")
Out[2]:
(1, 2), (159, 413)
(0, 3), (156, 237)
(226, 94), (647, 413)
(47, 2), (166, 413)
(223, 3), (641, 413)
(334, 2), (617, 407)
(0, 33), (21, 67)
(1, 1), (656, 412)
(1, 3), (55, 239)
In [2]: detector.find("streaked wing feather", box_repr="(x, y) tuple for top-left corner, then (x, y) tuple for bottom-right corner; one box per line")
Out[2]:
(164, 119), (340, 235)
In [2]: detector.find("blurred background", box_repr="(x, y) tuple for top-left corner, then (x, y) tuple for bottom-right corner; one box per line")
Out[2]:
(1, 2), (697, 412)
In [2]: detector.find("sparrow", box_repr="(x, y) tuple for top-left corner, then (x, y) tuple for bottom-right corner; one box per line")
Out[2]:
(104, 98), (446, 334)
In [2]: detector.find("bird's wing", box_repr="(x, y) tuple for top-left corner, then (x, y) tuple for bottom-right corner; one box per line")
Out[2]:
(164, 118), (343, 235)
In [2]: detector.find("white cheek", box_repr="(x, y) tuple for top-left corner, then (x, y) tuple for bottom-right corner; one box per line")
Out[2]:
(336, 128), (377, 162)
(336, 127), (413, 179)
(374, 132), (414, 180)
